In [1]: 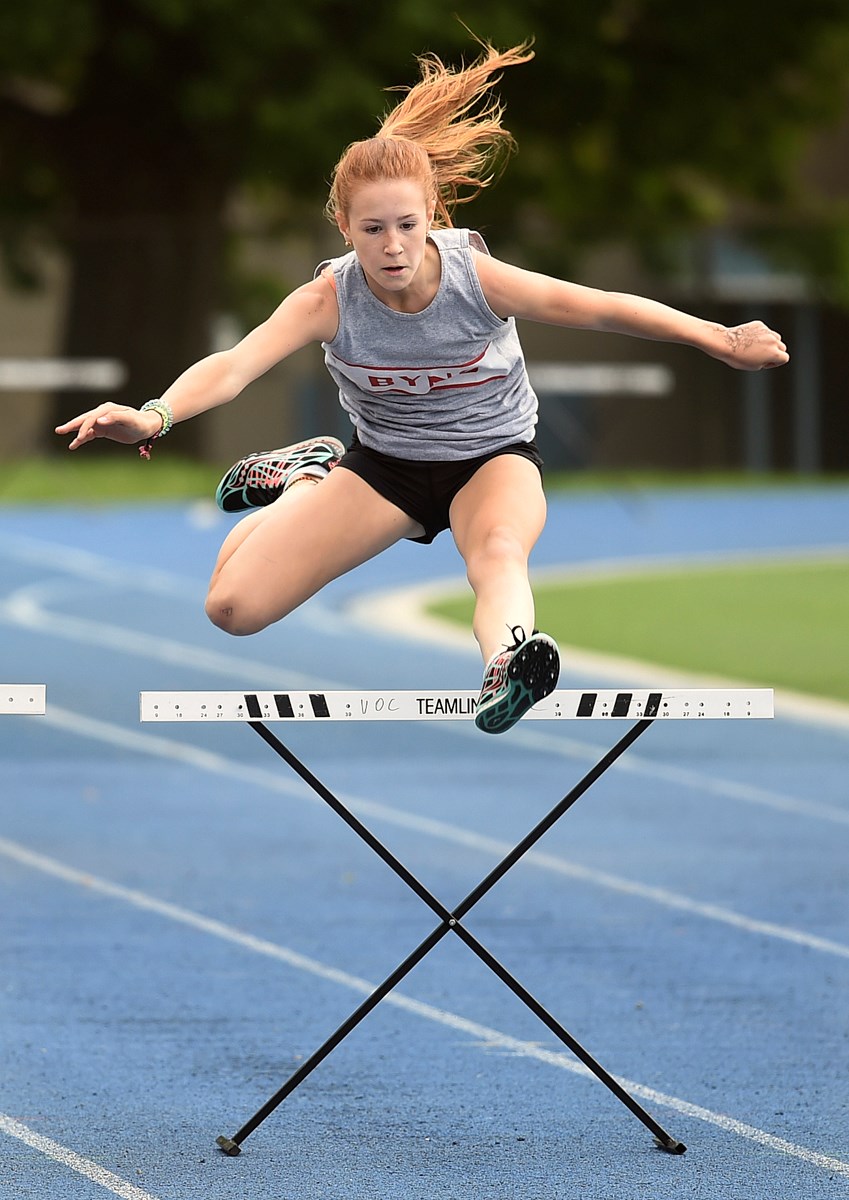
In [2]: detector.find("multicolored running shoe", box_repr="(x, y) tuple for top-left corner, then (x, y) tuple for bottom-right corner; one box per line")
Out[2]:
(474, 627), (560, 735)
(215, 436), (346, 513)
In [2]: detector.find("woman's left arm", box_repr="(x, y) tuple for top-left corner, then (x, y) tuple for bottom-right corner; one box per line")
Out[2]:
(473, 252), (789, 371)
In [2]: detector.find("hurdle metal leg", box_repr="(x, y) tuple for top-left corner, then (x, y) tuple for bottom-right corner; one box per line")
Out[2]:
(216, 716), (686, 1157)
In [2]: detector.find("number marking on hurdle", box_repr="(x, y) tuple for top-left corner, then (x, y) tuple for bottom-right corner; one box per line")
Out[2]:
(2, 686), (46, 715)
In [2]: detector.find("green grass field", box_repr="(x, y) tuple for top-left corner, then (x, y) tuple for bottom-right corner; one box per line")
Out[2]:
(0, 455), (225, 504)
(3, 459), (846, 505)
(428, 557), (849, 704)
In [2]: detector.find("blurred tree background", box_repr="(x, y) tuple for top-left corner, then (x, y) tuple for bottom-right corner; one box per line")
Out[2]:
(1, 0), (848, 461)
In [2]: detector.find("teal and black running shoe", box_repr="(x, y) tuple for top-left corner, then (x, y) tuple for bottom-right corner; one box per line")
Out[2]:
(474, 627), (560, 735)
(215, 435), (345, 513)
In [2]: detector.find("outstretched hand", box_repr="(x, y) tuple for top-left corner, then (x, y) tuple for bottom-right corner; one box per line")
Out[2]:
(714, 321), (789, 371)
(55, 402), (162, 451)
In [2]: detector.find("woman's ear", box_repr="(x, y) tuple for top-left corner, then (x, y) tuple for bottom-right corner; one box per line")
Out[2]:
(335, 212), (351, 246)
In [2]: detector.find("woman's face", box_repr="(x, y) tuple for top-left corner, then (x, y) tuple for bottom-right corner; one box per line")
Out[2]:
(337, 178), (435, 301)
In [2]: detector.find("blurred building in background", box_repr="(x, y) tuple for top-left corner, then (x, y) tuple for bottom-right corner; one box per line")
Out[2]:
(2, 6), (848, 474)
(5, 220), (843, 475)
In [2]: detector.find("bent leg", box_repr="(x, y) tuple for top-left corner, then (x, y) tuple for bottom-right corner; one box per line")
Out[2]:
(205, 467), (423, 635)
(448, 454), (547, 663)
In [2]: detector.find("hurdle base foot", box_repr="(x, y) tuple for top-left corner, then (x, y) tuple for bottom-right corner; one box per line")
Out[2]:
(216, 1135), (242, 1157)
(654, 1135), (687, 1155)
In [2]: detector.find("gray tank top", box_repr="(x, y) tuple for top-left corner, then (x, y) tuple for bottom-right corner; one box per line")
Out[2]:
(316, 228), (538, 461)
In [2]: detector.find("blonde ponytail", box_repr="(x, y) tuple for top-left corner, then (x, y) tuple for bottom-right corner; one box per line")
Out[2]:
(326, 39), (533, 228)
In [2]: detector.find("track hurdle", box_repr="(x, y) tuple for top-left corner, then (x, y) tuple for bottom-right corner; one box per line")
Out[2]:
(2, 685), (46, 715)
(140, 686), (773, 1156)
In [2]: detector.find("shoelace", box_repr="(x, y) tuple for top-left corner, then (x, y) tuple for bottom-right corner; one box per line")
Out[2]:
(483, 627), (529, 681)
(504, 625), (527, 653)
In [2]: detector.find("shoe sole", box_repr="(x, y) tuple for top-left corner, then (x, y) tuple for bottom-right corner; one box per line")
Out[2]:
(475, 635), (560, 735)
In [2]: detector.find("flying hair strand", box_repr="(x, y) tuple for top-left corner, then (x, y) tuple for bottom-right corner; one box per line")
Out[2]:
(326, 38), (534, 228)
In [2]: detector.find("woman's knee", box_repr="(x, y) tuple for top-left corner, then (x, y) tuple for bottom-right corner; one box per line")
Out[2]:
(204, 582), (270, 637)
(464, 524), (528, 582)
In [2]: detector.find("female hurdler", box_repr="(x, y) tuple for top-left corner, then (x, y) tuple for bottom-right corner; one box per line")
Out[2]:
(56, 41), (789, 734)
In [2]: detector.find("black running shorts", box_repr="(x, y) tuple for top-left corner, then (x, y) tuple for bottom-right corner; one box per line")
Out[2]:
(337, 431), (544, 544)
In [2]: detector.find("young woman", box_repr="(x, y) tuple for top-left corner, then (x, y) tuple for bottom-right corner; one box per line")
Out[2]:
(56, 40), (789, 734)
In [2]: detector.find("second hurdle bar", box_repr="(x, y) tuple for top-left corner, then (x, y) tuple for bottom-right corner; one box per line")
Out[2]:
(2, 685), (46, 715)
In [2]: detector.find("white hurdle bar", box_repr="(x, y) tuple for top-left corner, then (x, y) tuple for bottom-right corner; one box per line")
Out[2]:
(2, 685), (46, 715)
(140, 687), (773, 724)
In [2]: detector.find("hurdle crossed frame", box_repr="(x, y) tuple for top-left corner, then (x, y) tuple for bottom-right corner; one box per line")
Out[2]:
(140, 687), (773, 1157)
(1, 684), (774, 1154)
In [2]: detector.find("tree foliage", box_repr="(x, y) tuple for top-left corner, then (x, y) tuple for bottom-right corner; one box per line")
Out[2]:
(490, 0), (849, 275)
(1, 0), (848, 422)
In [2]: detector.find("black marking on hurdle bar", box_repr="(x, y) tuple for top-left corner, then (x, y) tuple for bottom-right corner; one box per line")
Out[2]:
(216, 713), (686, 1158)
(274, 694), (294, 719)
(244, 693), (263, 719)
(612, 692), (632, 717)
(577, 691), (597, 717)
(309, 693), (331, 718)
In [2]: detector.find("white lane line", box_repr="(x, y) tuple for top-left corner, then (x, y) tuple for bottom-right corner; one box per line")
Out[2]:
(35, 704), (849, 961)
(2, 534), (847, 827)
(1, 836), (847, 1180)
(0, 580), (330, 691)
(439, 720), (849, 828)
(0, 532), (201, 596)
(334, 796), (849, 959)
(3, 582), (846, 833)
(0, 1113), (161, 1200)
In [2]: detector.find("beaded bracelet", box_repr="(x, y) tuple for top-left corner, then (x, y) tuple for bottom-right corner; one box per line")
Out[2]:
(138, 399), (174, 460)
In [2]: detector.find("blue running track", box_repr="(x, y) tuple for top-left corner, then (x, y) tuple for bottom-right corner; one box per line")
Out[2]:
(1, 485), (848, 1199)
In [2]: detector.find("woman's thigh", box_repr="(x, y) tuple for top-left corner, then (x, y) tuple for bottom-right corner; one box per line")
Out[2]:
(206, 467), (424, 633)
(449, 453), (547, 563)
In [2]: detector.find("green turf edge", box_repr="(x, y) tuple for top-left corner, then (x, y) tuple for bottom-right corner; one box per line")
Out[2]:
(2, 458), (848, 505)
(0, 456), (227, 504)
(427, 559), (849, 706)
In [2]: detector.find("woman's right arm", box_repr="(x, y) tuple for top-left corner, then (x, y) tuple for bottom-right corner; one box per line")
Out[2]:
(55, 275), (339, 451)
